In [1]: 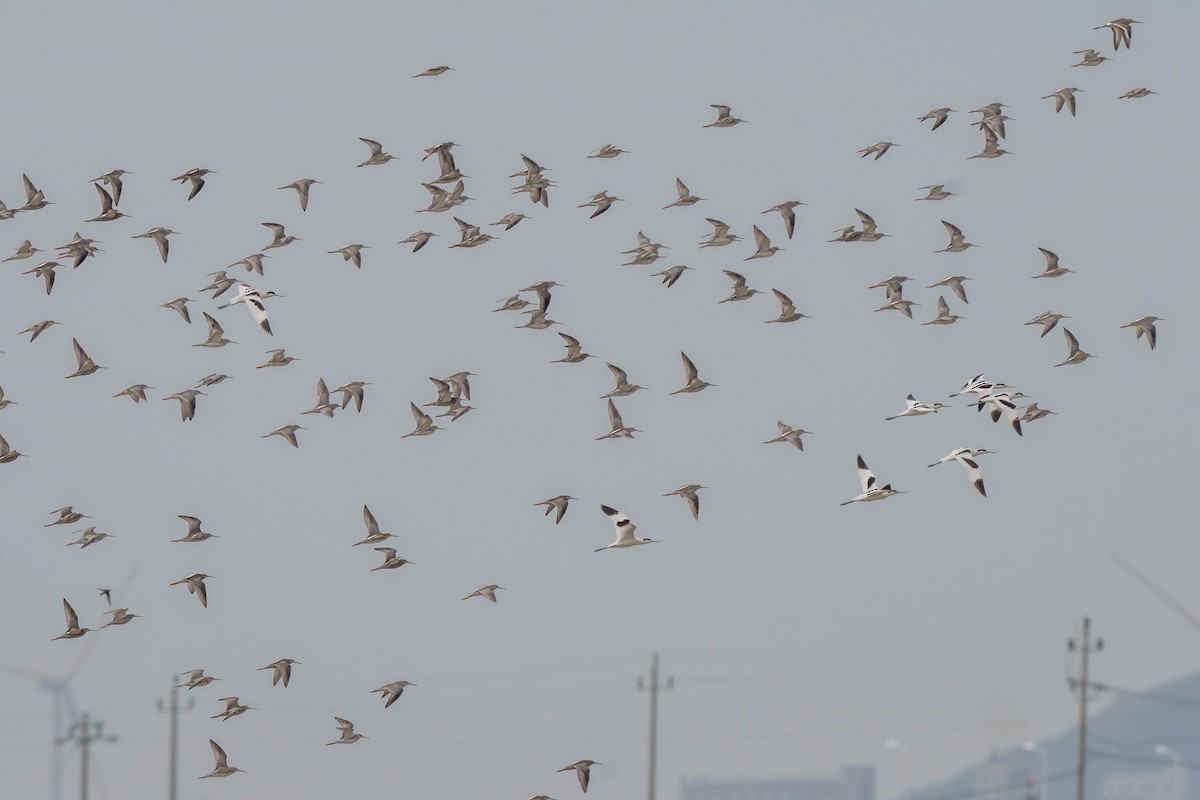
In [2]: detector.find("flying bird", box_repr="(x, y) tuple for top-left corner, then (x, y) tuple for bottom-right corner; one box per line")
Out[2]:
(371, 681), (416, 708)
(327, 717), (368, 745)
(357, 138), (396, 167)
(172, 168), (214, 201)
(839, 455), (904, 506)
(170, 574), (212, 607)
(278, 178), (320, 211)
(595, 506), (656, 551)
(52, 599), (91, 640)
(558, 760), (602, 792)
(596, 399), (639, 440)
(1055, 328), (1095, 367)
(1119, 316), (1162, 350)
(258, 659), (300, 687)
(671, 352), (714, 394)
(764, 421), (811, 450)
(132, 227), (177, 263)
(195, 312), (235, 347)
(65, 338), (105, 378)
(664, 484), (705, 520)
(200, 739), (243, 778)
(535, 495), (576, 524)
(463, 584), (504, 602)
(705, 105), (744, 127)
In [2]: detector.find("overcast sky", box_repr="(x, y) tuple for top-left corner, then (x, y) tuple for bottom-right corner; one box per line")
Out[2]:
(2, 2), (1198, 800)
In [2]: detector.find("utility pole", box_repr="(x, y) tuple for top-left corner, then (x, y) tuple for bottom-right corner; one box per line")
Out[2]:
(1068, 617), (1103, 800)
(157, 674), (194, 800)
(57, 712), (117, 800)
(637, 653), (674, 800)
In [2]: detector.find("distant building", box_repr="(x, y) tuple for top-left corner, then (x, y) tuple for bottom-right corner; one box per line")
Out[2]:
(682, 765), (876, 800)
(1102, 768), (1186, 800)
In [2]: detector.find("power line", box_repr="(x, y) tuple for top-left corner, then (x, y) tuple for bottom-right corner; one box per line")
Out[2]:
(638, 653), (673, 800)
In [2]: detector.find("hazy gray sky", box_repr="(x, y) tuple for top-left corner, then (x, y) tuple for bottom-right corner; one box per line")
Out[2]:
(2, 2), (1198, 799)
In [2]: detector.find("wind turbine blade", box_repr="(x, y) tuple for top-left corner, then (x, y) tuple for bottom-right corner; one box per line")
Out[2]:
(1109, 552), (1200, 636)
(0, 663), (54, 682)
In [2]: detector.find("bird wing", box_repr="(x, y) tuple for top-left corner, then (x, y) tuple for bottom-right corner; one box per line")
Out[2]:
(772, 288), (795, 314)
(94, 183), (114, 214)
(675, 178), (688, 198)
(856, 455), (876, 493)
(72, 338), (89, 367)
(723, 270), (747, 288)
(1063, 327), (1080, 353)
(752, 226), (770, 250)
(856, 209), (877, 234)
(680, 352), (698, 382)
(360, 138), (384, 156)
(1038, 248), (1058, 269)
(601, 505), (636, 544)
(936, 296), (949, 317)
(210, 739), (228, 768)
(958, 457), (986, 497)
(63, 598), (79, 628)
(363, 506), (380, 535)
(607, 399), (623, 429)
(606, 363), (629, 385)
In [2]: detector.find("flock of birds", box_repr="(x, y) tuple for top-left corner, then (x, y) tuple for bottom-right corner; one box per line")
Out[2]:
(0, 13), (1169, 794)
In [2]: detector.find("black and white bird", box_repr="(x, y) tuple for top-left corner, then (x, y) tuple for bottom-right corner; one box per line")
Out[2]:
(594, 506), (657, 551)
(839, 455), (904, 506)
(927, 448), (994, 497)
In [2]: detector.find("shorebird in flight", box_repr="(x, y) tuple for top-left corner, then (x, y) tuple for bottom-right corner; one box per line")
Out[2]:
(262, 424), (303, 448)
(578, 190), (622, 219)
(886, 395), (948, 420)
(596, 399), (639, 440)
(766, 288), (806, 323)
(24, 261), (58, 295)
(1025, 311), (1069, 337)
(926, 276), (971, 303)
(160, 297), (193, 326)
(87, 183), (129, 222)
(602, 363), (646, 398)
(211, 697), (253, 721)
(333, 381), (369, 411)
(558, 760), (602, 792)
(744, 226), (782, 260)
(652, 265), (691, 288)
(1072, 49), (1111, 67)
(463, 584), (504, 602)
(935, 221), (976, 253)
(840, 456), (904, 506)
(402, 403), (441, 438)
(927, 448), (992, 497)
(65, 338), (105, 378)
(977, 392), (1025, 435)
(664, 484), (705, 521)
(1042, 87), (1082, 116)
(353, 505), (394, 546)
(222, 284), (274, 334)
(1021, 403), (1056, 422)
(53, 600), (91, 640)
(595, 506), (656, 552)
(762, 201), (805, 239)
(302, 379), (338, 417)
(764, 421), (811, 450)
(172, 516), (217, 544)
(200, 739), (243, 778)
(552, 333), (592, 364)
(257, 349), (299, 368)
(101, 608), (140, 627)
(369, 546), (412, 573)
(705, 105), (744, 127)
(278, 178), (320, 211)
(177, 669), (220, 690)
(259, 658), (300, 687)
(65, 527), (113, 549)
(164, 389), (205, 421)
(1055, 328), (1095, 367)
(371, 681), (416, 708)
(535, 495), (576, 524)
(922, 295), (964, 326)
(918, 108), (955, 130)
(4, 240), (40, 261)
(170, 574), (212, 607)
(195, 313), (235, 347)
(1095, 18), (1140, 50)
(172, 168), (214, 201)
(1033, 248), (1074, 278)
(857, 141), (898, 160)
(413, 65), (454, 77)
(671, 352), (714, 394)
(19, 319), (60, 342)
(720, 270), (760, 303)
(132, 227), (177, 263)
(1119, 316), (1161, 350)
(400, 230), (437, 251)
(588, 144), (626, 158)
(917, 185), (954, 201)
(46, 507), (89, 527)
(328, 243), (368, 269)
(357, 138), (396, 167)
(327, 717), (368, 745)
(491, 213), (529, 231)
(90, 169), (130, 206)
(18, 174), (51, 211)
(663, 178), (703, 209)
(700, 218), (740, 247)
(261, 222), (299, 251)
(1119, 88), (1156, 99)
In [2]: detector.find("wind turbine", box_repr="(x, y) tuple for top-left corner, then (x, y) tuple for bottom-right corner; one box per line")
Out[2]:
(0, 564), (138, 800)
